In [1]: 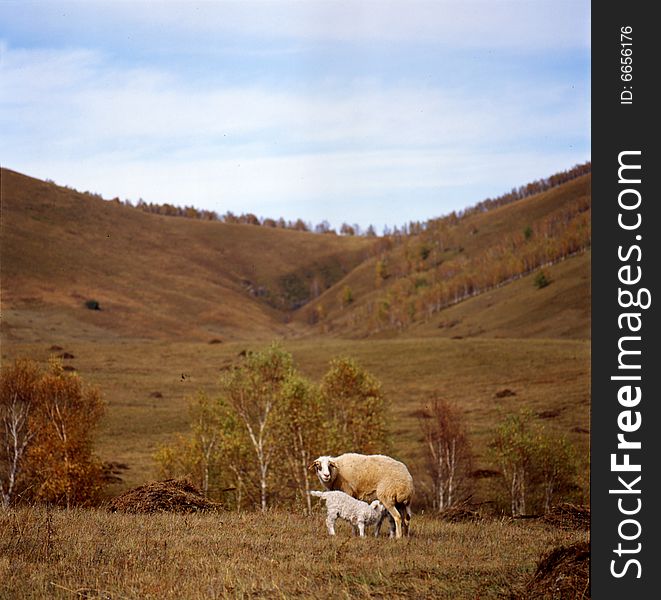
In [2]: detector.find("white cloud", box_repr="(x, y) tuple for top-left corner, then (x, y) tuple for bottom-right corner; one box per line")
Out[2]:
(0, 0), (590, 229)
(2, 44), (586, 152)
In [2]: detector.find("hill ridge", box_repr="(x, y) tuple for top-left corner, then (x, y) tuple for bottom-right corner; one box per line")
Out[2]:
(1, 167), (590, 343)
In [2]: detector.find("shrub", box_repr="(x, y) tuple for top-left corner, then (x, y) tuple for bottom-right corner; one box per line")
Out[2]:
(84, 299), (101, 310)
(534, 271), (551, 289)
(340, 285), (354, 306)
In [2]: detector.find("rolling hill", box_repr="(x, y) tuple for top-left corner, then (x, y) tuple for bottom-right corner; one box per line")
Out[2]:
(1, 167), (590, 345)
(0, 168), (375, 343)
(297, 174), (591, 339)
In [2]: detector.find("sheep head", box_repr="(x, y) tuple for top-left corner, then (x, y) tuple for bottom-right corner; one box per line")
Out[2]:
(309, 456), (337, 486)
(370, 500), (386, 516)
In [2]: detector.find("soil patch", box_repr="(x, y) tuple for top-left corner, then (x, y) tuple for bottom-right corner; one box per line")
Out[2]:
(542, 503), (590, 531)
(108, 478), (220, 514)
(522, 541), (590, 599)
(438, 504), (482, 523)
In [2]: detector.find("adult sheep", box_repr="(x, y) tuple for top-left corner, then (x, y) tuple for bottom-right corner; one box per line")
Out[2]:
(309, 453), (414, 538)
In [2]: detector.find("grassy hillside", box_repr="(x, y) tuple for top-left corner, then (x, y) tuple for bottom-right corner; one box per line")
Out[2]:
(410, 250), (590, 339)
(1, 168), (590, 344)
(299, 174), (590, 338)
(1, 168), (374, 342)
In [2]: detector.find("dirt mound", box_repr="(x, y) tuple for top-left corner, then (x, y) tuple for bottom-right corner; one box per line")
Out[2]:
(542, 503), (590, 530)
(108, 478), (220, 514)
(522, 541), (590, 599)
(438, 503), (482, 523)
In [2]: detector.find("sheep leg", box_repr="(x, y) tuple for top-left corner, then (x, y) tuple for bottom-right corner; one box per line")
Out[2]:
(374, 513), (384, 537)
(397, 503), (412, 537)
(404, 505), (412, 536)
(382, 502), (403, 539)
(357, 521), (366, 537)
(374, 511), (393, 537)
(326, 513), (337, 536)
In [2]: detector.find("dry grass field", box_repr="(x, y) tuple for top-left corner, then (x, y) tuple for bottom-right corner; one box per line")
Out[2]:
(0, 505), (589, 599)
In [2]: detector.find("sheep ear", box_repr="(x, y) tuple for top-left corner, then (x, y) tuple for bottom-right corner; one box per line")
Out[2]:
(329, 461), (337, 470)
(308, 460), (319, 472)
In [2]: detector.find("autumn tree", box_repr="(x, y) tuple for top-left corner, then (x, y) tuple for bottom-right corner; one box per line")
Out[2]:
(220, 344), (294, 511)
(533, 430), (577, 513)
(276, 374), (327, 513)
(155, 391), (251, 507)
(375, 258), (389, 286)
(0, 359), (41, 508)
(25, 360), (106, 507)
(418, 397), (472, 511)
(340, 285), (354, 307)
(320, 357), (389, 455)
(1, 359), (107, 508)
(489, 411), (576, 516)
(155, 391), (223, 498)
(340, 223), (356, 236)
(489, 412), (535, 516)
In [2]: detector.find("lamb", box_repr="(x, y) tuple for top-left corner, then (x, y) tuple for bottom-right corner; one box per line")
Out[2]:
(309, 490), (390, 537)
(309, 453), (414, 539)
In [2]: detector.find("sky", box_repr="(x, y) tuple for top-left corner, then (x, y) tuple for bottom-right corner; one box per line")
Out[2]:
(0, 1), (590, 232)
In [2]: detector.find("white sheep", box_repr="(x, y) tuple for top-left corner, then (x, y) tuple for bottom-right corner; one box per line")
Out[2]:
(309, 490), (390, 537)
(309, 453), (414, 539)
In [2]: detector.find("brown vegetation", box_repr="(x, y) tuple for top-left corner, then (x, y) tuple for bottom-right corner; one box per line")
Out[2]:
(541, 503), (590, 531)
(0, 168), (373, 340)
(1, 359), (105, 508)
(520, 541), (590, 599)
(0, 505), (589, 599)
(301, 174), (591, 335)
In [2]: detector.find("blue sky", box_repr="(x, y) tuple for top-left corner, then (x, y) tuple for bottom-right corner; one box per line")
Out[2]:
(0, 1), (590, 232)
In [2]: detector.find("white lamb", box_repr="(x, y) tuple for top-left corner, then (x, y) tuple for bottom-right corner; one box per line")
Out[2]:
(309, 453), (414, 538)
(309, 490), (390, 537)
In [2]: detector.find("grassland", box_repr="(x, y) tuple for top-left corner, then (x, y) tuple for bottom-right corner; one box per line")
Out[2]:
(0, 333), (590, 506)
(1, 167), (591, 502)
(1, 167), (590, 597)
(0, 505), (588, 599)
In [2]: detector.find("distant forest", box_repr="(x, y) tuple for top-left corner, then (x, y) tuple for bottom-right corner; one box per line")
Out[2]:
(110, 162), (591, 238)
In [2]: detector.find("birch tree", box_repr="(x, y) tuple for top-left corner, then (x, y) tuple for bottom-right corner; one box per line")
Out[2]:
(277, 374), (327, 513)
(320, 357), (389, 455)
(28, 359), (105, 508)
(490, 411), (578, 516)
(534, 431), (577, 514)
(0, 360), (41, 508)
(490, 412), (535, 517)
(418, 397), (472, 511)
(221, 344), (293, 511)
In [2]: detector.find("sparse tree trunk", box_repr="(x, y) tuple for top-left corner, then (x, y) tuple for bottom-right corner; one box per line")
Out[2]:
(1, 393), (35, 509)
(241, 407), (273, 512)
(420, 399), (470, 513)
(446, 439), (456, 508)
